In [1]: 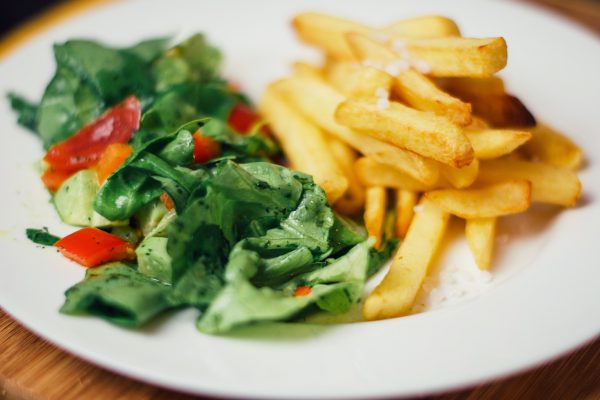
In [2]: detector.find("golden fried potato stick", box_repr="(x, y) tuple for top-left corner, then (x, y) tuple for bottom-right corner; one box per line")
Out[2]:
(292, 12), (371, 59)
(274, 74), (439, 184)
(393, 36), (507, 77)
(437, 76), (506, 96)
(465, 128), (532, 159)
(383, 15), (460, 39)
(329, 137), (365, 215)
(466, 116), (491, 130)
(292, 12), (462, 60)
(465, 218), (497, 270)
(346, 33), (472, 125)
(354, 157), (438, 192)
(460, 93), (535, 128)
(259, 86), (348, 203)
(394, 190), (418, 237)
(478, 159), (581, 206)
(335, 97), (474, 168)
(292, 61), (323, 79)
(324, 61), (392, 98)
(363, 198), (450, 320)
(523, 123), (583, 170)
(438, 158), (479, 189)
(364, 186), (387, 249)
(439, 76), (535, 128)
(425, 180), (532, 219)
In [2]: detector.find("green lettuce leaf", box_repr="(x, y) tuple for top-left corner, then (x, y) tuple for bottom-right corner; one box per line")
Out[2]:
(197, 240), (372, 333)
(60, 263), (174, 326)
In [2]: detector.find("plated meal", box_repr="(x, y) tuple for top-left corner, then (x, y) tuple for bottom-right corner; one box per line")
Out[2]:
(1, 1), (598, 398)
(8, 11), (583, 334)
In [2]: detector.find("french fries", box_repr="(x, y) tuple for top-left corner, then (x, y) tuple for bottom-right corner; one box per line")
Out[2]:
(465, 128), (532, 159)
(329, 137), (365, 215)
(478, 159), (581, 206)
(438, 158), (479, 189)
(391, 36), (508, 77)
(425, 180), (531, 219)
(292, 61), (323, 79)
(346, 33), (472, 125)
(355, 157), (437, 192)
(293, 12), (506, 77)
(437, 76), (506, 96)
(293, 13), (463, 60)
(292, 12), (371, 59)
(364, 187), (387, 249)
(274, 74), (440, 184)
(523, 123), (583, 170)
(363, 198), (449, 320)
(383, 15), (460, 39)
(259, 86), (348, 203)
(324, 61), (392, 99)
(264, 10), (584, 322)
(456, 93), (536, 128)
(394, 190), (418, 237)
(335, 98), (474, 167)
(465, 218), (496, 270)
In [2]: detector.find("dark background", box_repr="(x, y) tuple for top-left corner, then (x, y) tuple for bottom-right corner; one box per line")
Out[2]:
(0, 0), (62, 36)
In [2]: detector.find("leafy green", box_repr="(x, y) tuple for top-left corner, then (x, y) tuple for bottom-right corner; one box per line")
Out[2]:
(25, 228), (60, 246)
(31, 38), (170, 148)
(36, 65), (104, 147)
(166, 161), (304, 283)
(8, 93), (38, 131)
(8, 34), (229, 148)
(175, 33), (222, 82)
(197, 240), (372, 333)
(10, 33), (396, 334)
(60, 263), (174, 326)
(93, 125), (205, 220)
(367, 239), (398, 277)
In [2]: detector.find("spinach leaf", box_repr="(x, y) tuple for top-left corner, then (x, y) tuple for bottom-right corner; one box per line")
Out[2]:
(200, 118), (279, 159)
(175, 33), (222, 82)
(140, 83), (239, 134)
(127, 37), (171, 63)
(94, 127), (204, 221)
(7, 93), (38, 131)
(36, 65), (105, 147)
(25, 228), (60, 246)
(60, 263), (174, 326)
(52, 39), (157, 106)
(367, 239), (398, 277)
(15, 37), (170, 148)
(166, 161), (304, 283)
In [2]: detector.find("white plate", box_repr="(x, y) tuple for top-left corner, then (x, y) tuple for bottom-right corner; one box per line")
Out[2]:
(1, 0), (599, 398)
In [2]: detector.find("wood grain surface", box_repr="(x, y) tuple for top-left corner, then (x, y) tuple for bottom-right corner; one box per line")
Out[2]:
(1, 0), (600, 399)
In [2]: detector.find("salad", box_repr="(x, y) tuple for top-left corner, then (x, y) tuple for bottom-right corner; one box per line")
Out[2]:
(10, 34), (393, 334)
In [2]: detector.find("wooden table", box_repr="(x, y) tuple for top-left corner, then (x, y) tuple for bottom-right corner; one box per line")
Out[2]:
(1, 0), (599, 399)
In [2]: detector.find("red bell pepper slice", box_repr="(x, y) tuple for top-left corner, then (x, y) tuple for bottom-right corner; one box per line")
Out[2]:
(192, 130), (221, 164)
(44, 96), (141, 173)
(55, 227), (135, 268)
(40, 168), (73, 192)
(159, 192), (175, 211)
(227, 103), (260, 134)
(294, 285), (312, 297)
